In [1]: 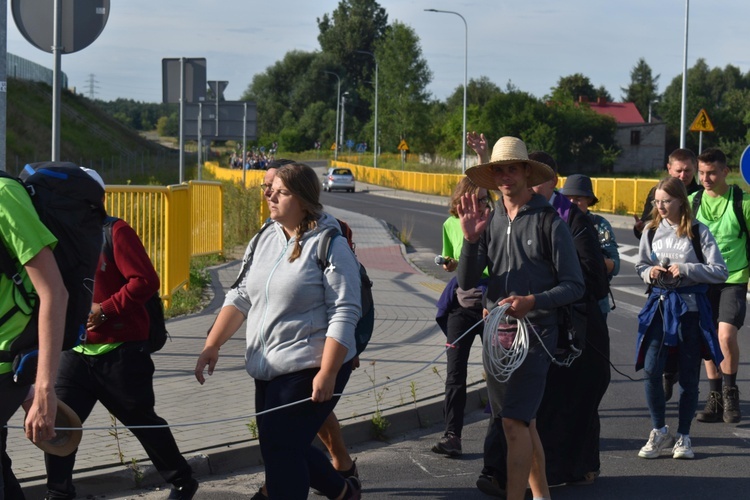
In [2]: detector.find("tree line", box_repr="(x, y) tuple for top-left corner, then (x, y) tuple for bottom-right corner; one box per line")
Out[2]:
(96, 0), (750, 172)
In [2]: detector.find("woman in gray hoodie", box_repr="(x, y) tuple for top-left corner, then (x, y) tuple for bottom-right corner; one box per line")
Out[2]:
(635, 176), (726, 461)
(195, 163), (362, 500)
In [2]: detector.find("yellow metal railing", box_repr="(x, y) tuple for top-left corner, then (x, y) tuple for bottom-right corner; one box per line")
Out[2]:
(105, 181), (224, 306)
(204, 161), (269, 223)
(335, 161), (660, 215)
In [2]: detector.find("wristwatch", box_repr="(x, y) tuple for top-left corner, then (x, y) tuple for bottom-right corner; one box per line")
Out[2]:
(99, 304), (108, 323)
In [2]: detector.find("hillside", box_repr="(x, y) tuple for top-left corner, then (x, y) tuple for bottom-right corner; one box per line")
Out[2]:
(5, 78), (180, 183)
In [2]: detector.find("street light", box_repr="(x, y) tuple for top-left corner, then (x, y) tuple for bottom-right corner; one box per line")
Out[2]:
(340, 92), (350, 152)
(324, 71), (341, 161)
(680, 0), (689, 148)
(425, 8), (468, 173)
(356, 50), (379, 168)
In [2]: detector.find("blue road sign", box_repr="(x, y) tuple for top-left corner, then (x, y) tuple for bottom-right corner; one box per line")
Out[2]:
(356, 143), (366, 153)
(346, 139), (355, 150)
(741, 145), (750, 186)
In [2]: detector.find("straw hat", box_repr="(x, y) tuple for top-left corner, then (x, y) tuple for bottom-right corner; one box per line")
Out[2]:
(466, 137), (555, 190)
(32, 400), (82, 457)
(559, 174), (599, 206)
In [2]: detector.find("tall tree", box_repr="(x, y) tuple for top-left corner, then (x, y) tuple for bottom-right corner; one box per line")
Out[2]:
(318, 0), (388, 127)
(549, 73), (597, 102)
(621, 58), (660, 121)
(371, 21), (432, 152)
(445, 76), (502, 111)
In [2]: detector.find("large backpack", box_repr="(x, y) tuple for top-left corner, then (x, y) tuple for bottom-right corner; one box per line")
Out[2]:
(231, 218), (374, 356)
(0, 162), (106, 382)
(102, 216), (169, 353)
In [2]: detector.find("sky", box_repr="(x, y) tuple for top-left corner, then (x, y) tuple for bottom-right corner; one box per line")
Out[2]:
(6, 1), (750, 106)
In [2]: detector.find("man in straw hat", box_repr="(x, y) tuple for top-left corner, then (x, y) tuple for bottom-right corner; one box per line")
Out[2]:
(0, 170), (68, 499)
(457, 136), (584, 500)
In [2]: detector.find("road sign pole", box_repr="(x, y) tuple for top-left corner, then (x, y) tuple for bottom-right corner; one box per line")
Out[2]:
(178, 57), (185, 183)
(51, 0), (61, 161)
(699, 131), (703, 154)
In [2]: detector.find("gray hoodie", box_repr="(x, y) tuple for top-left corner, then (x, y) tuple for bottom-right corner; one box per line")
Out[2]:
(224, 212), (361, 381)
(636, 219), (727, 309)
(458, 193), (585, 326)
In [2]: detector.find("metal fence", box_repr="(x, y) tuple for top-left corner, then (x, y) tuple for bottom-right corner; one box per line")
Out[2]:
(105, 181), (223, 306)
(334, 160), (658, 216)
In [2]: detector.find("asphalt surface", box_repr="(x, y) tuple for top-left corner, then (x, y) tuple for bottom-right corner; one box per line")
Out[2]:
(9, 169), (750, 499)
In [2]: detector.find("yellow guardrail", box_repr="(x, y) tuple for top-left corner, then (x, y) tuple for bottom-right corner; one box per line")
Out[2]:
(334, 160), (659, 215)
(105, 181), (223, 307)
(204, 161), (269, 223)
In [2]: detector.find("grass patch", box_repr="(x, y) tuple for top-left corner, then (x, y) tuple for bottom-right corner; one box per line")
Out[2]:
(165, 254), (222, 318)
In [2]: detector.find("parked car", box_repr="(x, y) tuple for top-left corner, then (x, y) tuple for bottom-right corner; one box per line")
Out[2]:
(322, 167), (356, 192)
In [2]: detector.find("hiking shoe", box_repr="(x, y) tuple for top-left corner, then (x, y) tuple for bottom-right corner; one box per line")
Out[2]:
(663, 371), (679, 402)
(476, 473), (506, 497)
(343, 476), (362, 500)
(313, 461), (359, 495)
(168, 478), (198, 500)
(432, 433), (462, 457)
(723, 385), (742, 423)
(638, 427), (675, 458)
(672, 434), (694, 459)
(696, 390), (723, 422)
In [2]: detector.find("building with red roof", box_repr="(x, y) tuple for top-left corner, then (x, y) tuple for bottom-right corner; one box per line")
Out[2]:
(582, 97), (665, 173)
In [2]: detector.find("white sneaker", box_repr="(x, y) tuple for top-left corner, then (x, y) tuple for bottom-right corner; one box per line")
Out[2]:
(673, 434), (694, 459)
(638, 427), (675, 459)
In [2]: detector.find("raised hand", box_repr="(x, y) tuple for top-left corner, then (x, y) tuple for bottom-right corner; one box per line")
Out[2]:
(457, 192), (490, 243)
(467, 131), (489, 164)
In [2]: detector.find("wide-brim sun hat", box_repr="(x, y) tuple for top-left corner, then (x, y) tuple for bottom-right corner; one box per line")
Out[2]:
(559, 173), (599, 206)
(31, 400), (83, 457)
(466, 136), (555, 190)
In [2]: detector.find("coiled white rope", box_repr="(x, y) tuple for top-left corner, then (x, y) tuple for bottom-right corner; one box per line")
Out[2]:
(482, 303), (530, 383)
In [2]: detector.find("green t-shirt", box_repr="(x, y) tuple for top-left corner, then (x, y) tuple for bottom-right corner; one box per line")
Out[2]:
(73, 342), (122, 356)
(690, 186), (750, 284)
(0, 178), (57, 374)
(442, 216), (490, 278)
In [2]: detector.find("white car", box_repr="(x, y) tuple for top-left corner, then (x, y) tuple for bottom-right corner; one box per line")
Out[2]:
(322, 168), (356, 192)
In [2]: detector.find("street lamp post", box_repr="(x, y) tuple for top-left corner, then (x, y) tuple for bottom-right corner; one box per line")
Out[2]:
(324, 71), (341, 161)
(340, 92), (349, 152)
(356, 50), (378, 168)
(680, 0), (689, 148)
(425, 8), (468, 173)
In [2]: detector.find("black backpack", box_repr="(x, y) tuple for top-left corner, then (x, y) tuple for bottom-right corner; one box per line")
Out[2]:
(232, 219), (375, 356)
(0, 162), (106, 382)
(103, 216), (169, 353)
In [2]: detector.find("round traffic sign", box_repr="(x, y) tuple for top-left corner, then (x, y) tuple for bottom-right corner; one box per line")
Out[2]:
(740, 145), (750, 186)
(12, 0), (110, 54)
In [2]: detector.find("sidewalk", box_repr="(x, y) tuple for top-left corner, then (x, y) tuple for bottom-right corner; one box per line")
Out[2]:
(13, 198), (483, 498)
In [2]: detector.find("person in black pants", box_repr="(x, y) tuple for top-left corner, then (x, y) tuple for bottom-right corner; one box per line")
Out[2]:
(44, 171), (198, 500)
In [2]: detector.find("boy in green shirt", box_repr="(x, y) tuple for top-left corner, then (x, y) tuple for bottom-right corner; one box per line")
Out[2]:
(690, 148), (750, 424)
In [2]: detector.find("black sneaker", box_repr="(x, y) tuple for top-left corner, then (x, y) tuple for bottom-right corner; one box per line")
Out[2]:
(723, 385), (742, 423)
(431, 433), (462, 457)
(343, 476), (362, 500)
(696, 390), (723, 423)
(663, 372), (679, 402)
(168, 478), (199, 500)
(476, 473), (506, 498)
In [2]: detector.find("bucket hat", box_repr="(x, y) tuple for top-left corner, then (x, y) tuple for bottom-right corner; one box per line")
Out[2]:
(559, 174), (599, 206)
(466, 137), (555, 190)
(32, 400), (83, 457)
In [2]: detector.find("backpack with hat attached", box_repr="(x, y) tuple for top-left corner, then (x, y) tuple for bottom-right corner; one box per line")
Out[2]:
(0, 162), (106, 384)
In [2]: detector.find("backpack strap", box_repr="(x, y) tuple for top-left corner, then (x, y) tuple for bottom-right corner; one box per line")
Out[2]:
(539, 206), (558, 263)
(691, 189), (703, 217)
(731, 185), (750, 263)
(690, 223), (705, 264)
(230, 221), (274, 289)
(317, 225), (344, 270)
(102, 215), (120, 264)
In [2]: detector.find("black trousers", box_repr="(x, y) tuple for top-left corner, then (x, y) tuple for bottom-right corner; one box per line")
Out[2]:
(443, 305), (483, 438)
(1, 372), (30, 500)
(45, 342), (192, 498)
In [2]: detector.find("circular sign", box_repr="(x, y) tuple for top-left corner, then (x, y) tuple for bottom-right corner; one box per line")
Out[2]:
(12, 0), (110, 54)
(740, 145), (750, 186)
